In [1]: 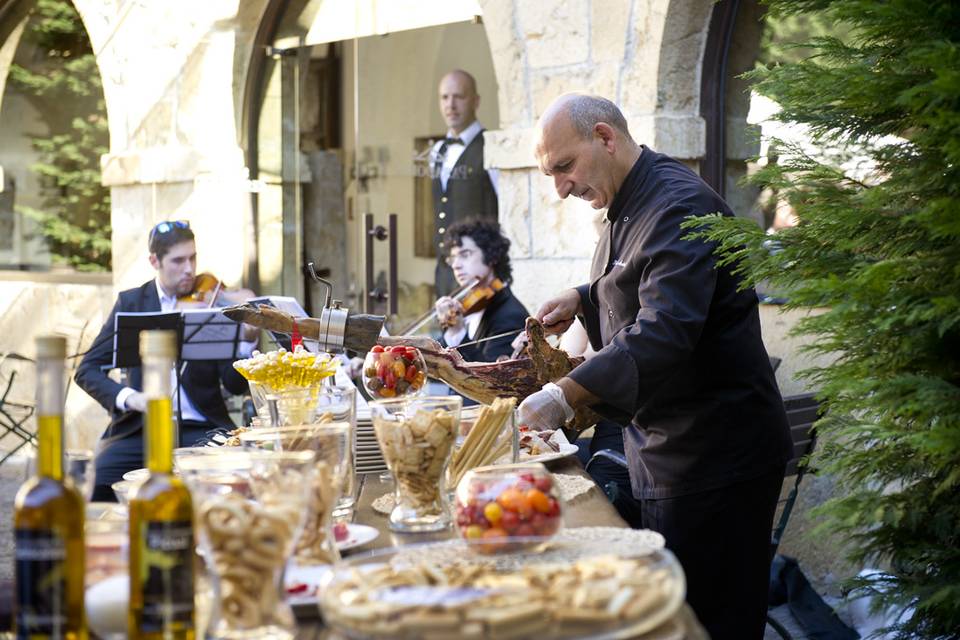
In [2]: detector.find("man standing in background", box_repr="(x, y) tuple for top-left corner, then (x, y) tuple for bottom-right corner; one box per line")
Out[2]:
(431, 69), (499, 296)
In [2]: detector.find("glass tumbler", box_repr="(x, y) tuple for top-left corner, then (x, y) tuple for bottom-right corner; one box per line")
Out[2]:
(315, 382), (358, 516)
(239, 422), (350, 565)
(179, 449), (315, 640)
(370, 396), (461, 532)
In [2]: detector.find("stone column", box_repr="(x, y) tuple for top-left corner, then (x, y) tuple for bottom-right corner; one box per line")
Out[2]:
(75, 0), (270, 292)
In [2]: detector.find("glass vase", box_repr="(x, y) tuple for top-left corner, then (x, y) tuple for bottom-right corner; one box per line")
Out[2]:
(370, 396), (461, 532)
(179, 449), (315, 640)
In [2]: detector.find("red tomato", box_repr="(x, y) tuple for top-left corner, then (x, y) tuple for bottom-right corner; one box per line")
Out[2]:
(384, 371), (396, 388)
(500, 510), (520, 532)
(404, 365), (418, 382)
(534, 475), (553, 492)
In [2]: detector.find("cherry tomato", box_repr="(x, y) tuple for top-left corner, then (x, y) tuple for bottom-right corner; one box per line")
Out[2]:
(384, 371), (396, 389)
(371, 345), (385, 353)
(534, 475), (553, 492)
(483, 502), (503, 525)
(497, 488), (523, 512)
(500, 510), (520, 532)
(391, 360), (406, 379)
(404, 365), (418, 382)
(465, 525), (484, 539)
(526, 488), (551, 514)
(379, 387), (396, 398)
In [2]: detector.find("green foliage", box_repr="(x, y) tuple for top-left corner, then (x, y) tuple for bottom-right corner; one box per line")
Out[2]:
(685, 1), (960, 636)
(9, 0), (110, 271)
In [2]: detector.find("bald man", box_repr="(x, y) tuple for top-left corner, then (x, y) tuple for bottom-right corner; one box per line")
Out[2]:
(430, 70), (499, 296)
(518, 93), (791, 639)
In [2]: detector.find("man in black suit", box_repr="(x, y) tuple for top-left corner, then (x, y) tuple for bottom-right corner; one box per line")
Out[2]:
(432, 70), (499, 296)
(76, 221), (250, 501)
(434, 219), (528, 363)
(519, 94), (792, 639)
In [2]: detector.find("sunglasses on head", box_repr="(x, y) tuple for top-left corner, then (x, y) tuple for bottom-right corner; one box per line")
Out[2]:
(149, 220), (190, 242)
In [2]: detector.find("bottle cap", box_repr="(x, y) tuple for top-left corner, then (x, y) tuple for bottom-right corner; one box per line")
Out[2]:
(35, 335), (67, 359)
(140, 330), (178, 359)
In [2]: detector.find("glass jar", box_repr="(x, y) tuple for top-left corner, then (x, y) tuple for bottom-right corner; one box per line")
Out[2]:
(370, 396), (460, 532)
(239, 422), (350, 566)
(454, 462), (562, 553)
(362, 345), (427, 399)
(314, 383), (358, 516)
(179, 449), (316, 640)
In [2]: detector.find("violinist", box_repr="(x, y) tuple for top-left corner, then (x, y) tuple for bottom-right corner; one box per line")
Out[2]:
(434, 219), (529, 362)
(75, 220), (254, 501)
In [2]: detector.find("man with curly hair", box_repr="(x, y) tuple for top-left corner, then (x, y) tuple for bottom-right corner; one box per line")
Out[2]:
(434, 219), (528, 362)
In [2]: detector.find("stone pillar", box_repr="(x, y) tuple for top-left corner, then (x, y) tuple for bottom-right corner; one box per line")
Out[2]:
(479, 0), (712, 311)
(74, 0), (270, 292)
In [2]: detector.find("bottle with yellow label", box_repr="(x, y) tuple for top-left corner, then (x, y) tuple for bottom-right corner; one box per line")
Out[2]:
(128, 330), (195, 639)
(14, 334), (87, 639)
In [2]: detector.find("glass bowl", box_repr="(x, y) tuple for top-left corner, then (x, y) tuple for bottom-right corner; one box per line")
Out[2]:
(454, 462), (562, 553)
(318, 536), (685, 640)
(361, 345), (426, 399)
(110, 480), (137, 506)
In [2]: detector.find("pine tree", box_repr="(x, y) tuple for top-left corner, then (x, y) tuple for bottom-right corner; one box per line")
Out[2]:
(9, 0), (110, 271)
(686, 1), (960, 636)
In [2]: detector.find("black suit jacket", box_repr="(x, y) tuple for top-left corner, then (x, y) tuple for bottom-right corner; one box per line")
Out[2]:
(75, 280), (248, 441)
(441, 286), (528, 362)
(568, 147), (791, 499)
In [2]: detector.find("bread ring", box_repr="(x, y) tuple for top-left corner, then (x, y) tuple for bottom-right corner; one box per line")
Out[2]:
(203, 499), (250, 542)
(220, 580), (261, 628)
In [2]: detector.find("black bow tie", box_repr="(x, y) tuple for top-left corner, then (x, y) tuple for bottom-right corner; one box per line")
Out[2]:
(443, 136), (464, 146)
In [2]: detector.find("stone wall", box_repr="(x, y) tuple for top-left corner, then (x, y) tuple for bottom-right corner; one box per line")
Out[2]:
(74, 0), (271, 292)
(479, 0), (713, 312)
(0, 273), (115, 453)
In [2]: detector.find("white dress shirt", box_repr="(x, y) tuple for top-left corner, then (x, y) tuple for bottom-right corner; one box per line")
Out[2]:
(443, 308), (484, 347)
(114, 280), (205, 422)
(431, 120), (499, 195)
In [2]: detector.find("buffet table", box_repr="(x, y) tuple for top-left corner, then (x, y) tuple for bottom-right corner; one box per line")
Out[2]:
(293, 458), (709, 640)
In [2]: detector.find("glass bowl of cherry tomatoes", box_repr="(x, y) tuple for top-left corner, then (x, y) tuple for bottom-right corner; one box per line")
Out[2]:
(454, 462), (562, 554)
(362, 345), (427, 399)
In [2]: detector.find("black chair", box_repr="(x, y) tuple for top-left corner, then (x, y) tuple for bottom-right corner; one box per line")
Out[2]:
(766, 392), (821, 640)
(0, 352), (36, 467)
(584, 392), (822, 637)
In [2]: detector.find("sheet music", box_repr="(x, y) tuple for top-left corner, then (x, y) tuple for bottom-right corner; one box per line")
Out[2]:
(180, 308), (243, 360)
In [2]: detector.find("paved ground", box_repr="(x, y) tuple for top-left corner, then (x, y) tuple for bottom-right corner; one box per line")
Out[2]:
(0, 454), (29, 582)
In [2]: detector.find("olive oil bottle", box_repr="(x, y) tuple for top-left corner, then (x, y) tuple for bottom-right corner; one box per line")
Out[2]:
(128, 330), (195, 639)
(13, 335), (87, 639)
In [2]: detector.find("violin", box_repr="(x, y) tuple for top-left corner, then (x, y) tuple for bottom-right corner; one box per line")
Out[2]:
(177, 272), (256, 309)
(458, 278), (505, 315)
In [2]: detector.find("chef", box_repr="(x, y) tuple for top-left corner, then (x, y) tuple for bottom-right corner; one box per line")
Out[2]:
(518, 93), (792, 640)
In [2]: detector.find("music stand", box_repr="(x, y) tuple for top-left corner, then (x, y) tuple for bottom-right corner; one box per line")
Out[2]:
(114, 311), (185, 434)
(114, 309), (246, 440)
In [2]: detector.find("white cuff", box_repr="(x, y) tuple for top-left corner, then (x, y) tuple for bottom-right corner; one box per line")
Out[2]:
(542, 382), (575, 422)
(115, 387), (137, 411)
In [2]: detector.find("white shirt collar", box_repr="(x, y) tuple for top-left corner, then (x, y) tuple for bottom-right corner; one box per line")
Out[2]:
(448, 120), (483, 147)
(155, 278), (177, 311)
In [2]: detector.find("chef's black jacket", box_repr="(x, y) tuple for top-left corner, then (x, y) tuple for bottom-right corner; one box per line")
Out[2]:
(567, 147), (792, 499)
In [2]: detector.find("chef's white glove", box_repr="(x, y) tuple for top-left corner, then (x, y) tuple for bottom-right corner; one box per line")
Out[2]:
(518, 382), (575, 431)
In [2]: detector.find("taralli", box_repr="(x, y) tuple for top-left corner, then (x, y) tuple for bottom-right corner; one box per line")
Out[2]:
(199, 493), (298, 629)
(204, 500), (250, 540)
(321, 552), (682, 639)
